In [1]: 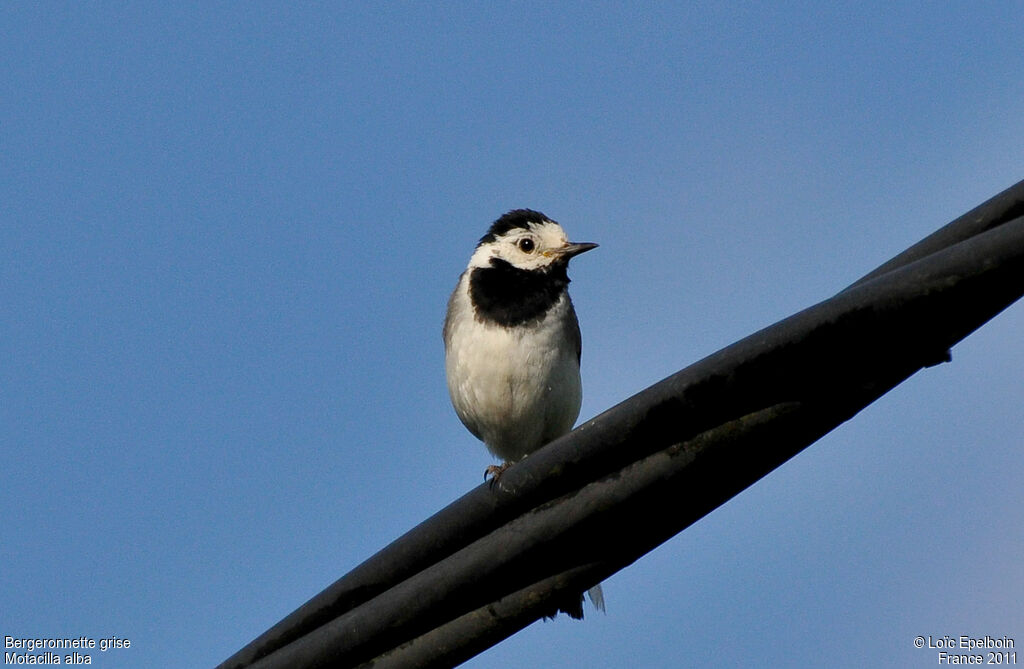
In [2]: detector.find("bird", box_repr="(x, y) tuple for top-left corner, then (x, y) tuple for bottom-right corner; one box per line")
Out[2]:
(443, 208), (604, 618)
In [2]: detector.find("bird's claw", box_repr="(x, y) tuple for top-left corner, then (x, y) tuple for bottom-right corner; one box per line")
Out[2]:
(484, 462), (512, 487)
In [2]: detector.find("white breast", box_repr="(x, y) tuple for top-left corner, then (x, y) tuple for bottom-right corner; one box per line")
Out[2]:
(444, 275), (582, 461)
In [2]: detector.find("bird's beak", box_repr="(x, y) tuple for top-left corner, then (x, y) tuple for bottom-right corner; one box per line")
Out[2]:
(558, 241), (599, 258)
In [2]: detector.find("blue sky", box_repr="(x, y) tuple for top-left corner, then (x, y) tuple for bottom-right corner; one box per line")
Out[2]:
(2, 3), (1022, 668)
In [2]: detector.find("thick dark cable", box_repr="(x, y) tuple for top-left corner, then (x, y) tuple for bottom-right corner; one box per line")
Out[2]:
(848, 178), (1024, 288)
(219, 180), (1024, 669)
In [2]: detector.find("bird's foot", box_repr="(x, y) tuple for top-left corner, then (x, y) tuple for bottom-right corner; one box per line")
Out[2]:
(484, 462), (512, 488)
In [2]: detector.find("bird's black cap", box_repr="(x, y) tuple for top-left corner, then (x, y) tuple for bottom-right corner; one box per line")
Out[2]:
(478, 209), (552, 245)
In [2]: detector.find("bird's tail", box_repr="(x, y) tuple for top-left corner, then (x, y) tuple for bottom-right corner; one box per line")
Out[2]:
(550, 582), (606, 620)
(587, 583), (605, 613)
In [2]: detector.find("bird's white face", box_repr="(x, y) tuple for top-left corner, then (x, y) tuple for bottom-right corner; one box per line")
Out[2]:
(468, 220), (571, 271)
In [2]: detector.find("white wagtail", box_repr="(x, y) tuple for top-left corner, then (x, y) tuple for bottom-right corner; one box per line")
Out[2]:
(443, 208), (604, 617)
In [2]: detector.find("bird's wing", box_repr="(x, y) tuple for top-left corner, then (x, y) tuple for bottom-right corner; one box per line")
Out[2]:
(568, 299), (582, 364)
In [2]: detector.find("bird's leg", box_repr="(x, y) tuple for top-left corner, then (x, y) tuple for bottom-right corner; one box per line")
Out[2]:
(484, 461), (512, 486)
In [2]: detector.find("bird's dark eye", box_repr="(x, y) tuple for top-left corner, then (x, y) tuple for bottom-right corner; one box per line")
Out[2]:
(518, 238), (535, 253)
